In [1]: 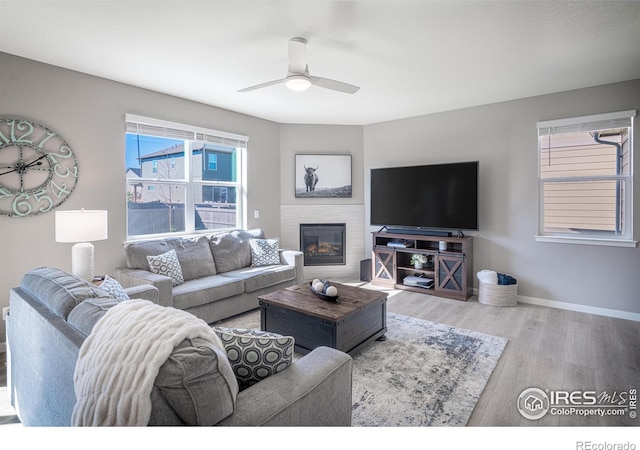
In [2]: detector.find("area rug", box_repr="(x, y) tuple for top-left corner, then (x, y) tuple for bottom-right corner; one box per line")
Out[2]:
(215, 310), (508, 427)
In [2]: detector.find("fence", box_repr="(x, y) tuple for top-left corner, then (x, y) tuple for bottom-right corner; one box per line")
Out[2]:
(127, 202), (236, 236)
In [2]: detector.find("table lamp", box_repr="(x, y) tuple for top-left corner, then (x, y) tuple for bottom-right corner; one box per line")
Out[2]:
(55, 209), (108, 281)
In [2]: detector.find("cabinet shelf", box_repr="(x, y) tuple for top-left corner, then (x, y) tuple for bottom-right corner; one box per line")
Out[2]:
(371, 231), (473, 301)
(398, 266), (435, 275)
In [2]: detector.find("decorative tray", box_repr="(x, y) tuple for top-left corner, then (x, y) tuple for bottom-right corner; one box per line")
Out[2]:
(309, 281), (339, 301)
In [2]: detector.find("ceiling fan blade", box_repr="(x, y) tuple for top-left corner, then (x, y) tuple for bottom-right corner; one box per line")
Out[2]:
(310, 76), (360, 94)
(237, 78), (285, 93)
(288, 37), (308, 73)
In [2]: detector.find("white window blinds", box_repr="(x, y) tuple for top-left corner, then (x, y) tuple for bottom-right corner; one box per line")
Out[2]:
(125, 114), (249, 149)
(537, 110), (635, 136)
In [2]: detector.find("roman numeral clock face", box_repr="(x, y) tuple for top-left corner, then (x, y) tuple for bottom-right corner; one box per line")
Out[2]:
(0, 119), (78, 217)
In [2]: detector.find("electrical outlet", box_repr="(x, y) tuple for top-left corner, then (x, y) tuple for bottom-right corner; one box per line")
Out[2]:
(254, 209), (260, 219)
(2, 307), (9, 321)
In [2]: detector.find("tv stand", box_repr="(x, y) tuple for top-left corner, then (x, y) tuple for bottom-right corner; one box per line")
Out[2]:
(371, 231), (473, 301)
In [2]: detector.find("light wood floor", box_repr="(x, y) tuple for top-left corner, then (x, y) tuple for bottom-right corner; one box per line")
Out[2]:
(380, 286), (640, 426)
(1, 285), (638, 427)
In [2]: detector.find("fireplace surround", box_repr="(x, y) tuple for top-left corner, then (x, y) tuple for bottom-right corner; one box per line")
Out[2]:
(300, 223), (346, 266)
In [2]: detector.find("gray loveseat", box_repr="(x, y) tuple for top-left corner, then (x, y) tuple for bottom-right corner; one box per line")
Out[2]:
(6, 268), (353, 426)
(114, 229), (304, 324)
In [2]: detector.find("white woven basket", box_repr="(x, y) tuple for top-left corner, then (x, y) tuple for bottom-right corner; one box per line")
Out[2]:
(478, 281), (517, 306)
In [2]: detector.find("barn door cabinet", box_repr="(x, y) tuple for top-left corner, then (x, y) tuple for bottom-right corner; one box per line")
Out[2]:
(371, 231), (473, 301)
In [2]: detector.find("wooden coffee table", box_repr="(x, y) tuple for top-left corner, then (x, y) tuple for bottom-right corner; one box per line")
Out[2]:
(258, 282), (387, 355)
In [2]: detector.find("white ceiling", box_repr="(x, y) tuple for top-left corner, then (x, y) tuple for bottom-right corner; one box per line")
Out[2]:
(1, 1), (639, 125)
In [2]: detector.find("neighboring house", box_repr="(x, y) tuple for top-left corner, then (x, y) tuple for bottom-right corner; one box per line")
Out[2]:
(135, 144), (237, 205)
(126, 168), (142, 203)
(138, 144), (187, 204)
(540, 130), (628, 233)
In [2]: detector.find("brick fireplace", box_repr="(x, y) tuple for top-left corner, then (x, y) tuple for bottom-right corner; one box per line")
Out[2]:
(300, 223), (346, 266)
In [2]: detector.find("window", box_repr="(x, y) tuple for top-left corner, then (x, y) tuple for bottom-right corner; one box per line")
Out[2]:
(125, 114), (248, 239)
(208, 154), (218, 171)
(536, 110), (636, 246)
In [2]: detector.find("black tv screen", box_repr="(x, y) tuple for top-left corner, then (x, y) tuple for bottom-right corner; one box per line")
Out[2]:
(370, 161), (478, 231)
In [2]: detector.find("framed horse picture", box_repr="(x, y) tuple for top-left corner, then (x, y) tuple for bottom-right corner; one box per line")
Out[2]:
(295, 154), (352, 198)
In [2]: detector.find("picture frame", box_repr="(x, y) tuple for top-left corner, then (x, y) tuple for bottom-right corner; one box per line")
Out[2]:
(295, 154), (352, 198)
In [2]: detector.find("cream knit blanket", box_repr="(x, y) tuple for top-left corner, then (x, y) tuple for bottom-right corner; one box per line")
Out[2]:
(72, 299), (224, 426)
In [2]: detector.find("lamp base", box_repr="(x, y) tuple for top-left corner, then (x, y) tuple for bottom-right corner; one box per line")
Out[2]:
(71, 242), (95, 281)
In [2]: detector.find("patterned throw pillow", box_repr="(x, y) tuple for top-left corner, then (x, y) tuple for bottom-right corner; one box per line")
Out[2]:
(99, 275), (130, 301)
(212, 327), (294, 391)
(249, 238), (280, 267)
(147, 249), (184, 286)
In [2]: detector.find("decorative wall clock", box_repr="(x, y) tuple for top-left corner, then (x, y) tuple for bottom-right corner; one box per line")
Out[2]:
(0, 118), (78, 217)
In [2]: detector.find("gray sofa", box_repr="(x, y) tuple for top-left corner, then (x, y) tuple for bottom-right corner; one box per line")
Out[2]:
(114, 229), (304, 324)
(6, 267), (353, 426)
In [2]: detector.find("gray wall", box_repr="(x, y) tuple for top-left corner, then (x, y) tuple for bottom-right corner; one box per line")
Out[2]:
(0, 52), (282, 342)
(364, 79), (640, 317)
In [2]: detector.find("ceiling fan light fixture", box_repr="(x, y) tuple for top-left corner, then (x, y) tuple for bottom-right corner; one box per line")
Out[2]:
(238, 38), (359, 94)
(285, 75), (311, 91)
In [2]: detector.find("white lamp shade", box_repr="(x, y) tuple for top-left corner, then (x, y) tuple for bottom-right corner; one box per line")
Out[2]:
(55, 210), (108, 243)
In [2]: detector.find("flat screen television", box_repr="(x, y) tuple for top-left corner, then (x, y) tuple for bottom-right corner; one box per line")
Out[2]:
(370, 161), (478, 233)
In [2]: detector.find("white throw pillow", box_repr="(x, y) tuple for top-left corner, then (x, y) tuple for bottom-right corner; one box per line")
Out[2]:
(249, 238), (280, 267)
(147, 249), (184, 286)
(99, 275), (130, 301)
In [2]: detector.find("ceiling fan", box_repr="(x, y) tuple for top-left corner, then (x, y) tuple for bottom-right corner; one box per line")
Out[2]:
(238, 37), (360, 94)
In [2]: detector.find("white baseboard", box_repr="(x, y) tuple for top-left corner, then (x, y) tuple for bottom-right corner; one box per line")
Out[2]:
(516, 295), (640, 322)
(472, 287), (640, 322)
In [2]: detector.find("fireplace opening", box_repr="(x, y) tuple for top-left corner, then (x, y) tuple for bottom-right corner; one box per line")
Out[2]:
(300, 223), (346, 266)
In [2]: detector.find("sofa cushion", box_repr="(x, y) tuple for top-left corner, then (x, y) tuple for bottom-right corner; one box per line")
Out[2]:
(147, 249), (184, 287)
(124, 236), (216, 280)
(125, 237), (182, 269)
(20, 267), (112, 320)
(249, 238), (280, 267)
(212, 327), (294, 391)
(68, 297), (124, 337)
(220, 265), (296, 293)
(149, 336), (239, 426)
(99, 276), (130, 301)
(171, 275), (245, 310)
(173, 236), (217, 281)
(209, 229), (265, 273)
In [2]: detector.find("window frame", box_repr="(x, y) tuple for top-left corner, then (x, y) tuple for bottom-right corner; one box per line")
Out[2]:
(535, 110), (636, 247)
(125, 114), (248, 240)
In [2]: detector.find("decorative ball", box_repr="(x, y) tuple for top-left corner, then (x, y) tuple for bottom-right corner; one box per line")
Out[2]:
(312, 278), (321, 286)
(313, 281), (325, 292)
(325, 285), (338, 297)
